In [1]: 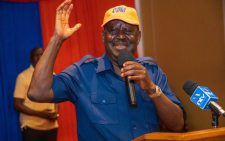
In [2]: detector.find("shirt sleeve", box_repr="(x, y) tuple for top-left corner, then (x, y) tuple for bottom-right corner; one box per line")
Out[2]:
(156, 67), (183, 109)
(51, 73), (79, 104)
(13, 73), (27, 99)
(144, 61), (183, 109)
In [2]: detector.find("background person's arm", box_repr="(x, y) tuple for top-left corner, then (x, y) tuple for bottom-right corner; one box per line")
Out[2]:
(27, 0), (81, 103)
(50, 104), (60, 122)
(14, 98), (56, 120)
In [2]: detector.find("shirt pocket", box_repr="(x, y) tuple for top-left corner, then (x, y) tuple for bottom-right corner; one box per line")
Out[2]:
(91, 92), (118, 124)
(140, 91), (159, 124)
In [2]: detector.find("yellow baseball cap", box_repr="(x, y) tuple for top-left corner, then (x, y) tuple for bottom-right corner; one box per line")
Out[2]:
(101, 5), (140, 30)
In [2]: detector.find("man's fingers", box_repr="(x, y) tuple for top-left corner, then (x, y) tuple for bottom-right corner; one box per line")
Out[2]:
(127, 75), (140, 81)
(123, 61), (135, 67)
(56, 1), (65, 14)
(63, 0), (71, 15)
(71, 23), (82, 33)
(56, 0), (71, 14)
(121, 63), (143, 73)
(63, 5), (69, 15)
(123, 61), (142, 69)
(54, 0), (80, 39)
(66, 4), (73, 21)
(122, 69), (143, 77)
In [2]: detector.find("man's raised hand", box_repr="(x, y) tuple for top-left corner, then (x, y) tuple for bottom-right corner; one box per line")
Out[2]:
(54, 0), (81, 41)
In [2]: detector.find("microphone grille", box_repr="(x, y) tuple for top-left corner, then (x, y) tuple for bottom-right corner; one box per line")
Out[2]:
(118, 50), (134, 68)
(183, 80), (199, 96)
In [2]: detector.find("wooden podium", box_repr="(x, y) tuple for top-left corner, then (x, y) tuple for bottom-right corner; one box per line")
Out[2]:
(133, 127), (225, 141)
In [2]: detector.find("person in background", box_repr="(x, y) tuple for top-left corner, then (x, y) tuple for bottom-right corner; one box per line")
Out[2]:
(14, 47), (59, 141)
(28, 0), (184, 140)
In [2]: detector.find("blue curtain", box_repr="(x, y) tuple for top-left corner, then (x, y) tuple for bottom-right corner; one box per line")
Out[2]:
(0, 1), (43, 141)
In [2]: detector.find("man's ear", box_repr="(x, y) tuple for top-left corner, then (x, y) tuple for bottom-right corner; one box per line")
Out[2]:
(102, 30), (106, 44)
(137, 31), (141, 45)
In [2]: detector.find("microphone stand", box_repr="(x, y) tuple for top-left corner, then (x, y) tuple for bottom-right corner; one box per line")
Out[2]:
(208, 101), (225, 128)
(211, 111), (220, 128)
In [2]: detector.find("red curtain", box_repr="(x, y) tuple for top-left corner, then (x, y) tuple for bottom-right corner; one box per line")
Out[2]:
(39, 0), (136, 140)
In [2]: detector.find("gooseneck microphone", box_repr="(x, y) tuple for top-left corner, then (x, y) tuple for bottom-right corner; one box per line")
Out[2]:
(118, 50), (137, 109)
(183, 80), (225, 117)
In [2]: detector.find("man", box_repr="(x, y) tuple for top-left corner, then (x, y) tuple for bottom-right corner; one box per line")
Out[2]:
(28, 0), (184, 140)
(14, 47), (59, 141)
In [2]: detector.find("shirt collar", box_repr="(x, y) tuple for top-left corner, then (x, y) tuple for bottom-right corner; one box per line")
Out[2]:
(96, 52), (137, 73)
(96, 53), (113, 73)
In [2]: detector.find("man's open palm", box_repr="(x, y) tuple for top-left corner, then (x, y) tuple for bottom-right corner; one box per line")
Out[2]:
(54, 0), (81, 41)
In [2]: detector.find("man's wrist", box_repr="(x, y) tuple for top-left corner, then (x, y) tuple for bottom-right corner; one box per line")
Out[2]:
(148, 85), (162, 98)
(146, 85), (157, 95)
(51, 35), (64, 46)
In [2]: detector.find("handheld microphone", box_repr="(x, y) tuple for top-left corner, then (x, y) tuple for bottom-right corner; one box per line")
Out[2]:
(118, 50), (137, 109)
(183, 80), (225, 116)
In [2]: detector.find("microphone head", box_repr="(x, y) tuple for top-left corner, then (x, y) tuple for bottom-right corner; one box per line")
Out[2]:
(183, 80), (218, 110)
(183, 80), (199, 96)
(118, 50), (134, 68)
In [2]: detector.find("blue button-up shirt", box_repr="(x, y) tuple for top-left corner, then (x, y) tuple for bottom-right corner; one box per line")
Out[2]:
(52, 53), (182, 141)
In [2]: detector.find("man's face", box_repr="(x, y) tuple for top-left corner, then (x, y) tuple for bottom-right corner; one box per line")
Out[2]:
(30, 48), (43, 68)
(102, 20), (141, 63)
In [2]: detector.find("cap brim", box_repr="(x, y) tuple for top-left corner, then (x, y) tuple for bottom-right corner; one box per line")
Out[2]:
(101, 18), (140, 30)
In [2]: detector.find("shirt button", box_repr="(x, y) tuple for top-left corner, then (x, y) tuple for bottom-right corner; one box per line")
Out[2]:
(102, 100), (106, 104)
(133, 126), (137, 131)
